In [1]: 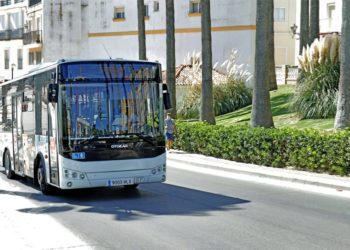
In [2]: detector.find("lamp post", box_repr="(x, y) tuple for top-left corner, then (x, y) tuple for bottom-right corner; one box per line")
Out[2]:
(11, 63), (16, 80)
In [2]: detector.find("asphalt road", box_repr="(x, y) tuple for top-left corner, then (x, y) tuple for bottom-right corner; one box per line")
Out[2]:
(1, 161), (350, 250)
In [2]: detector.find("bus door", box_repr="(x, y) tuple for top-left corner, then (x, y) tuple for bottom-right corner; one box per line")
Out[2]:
(48, 99), (59, 185)
(12, 95), (24, 174)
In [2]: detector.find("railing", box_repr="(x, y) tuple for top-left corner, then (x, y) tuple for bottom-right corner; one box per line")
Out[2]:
(0, 28), (24, 40)
(23, 30), (42, 45)
(28, 0), (41, 7)
(0, 0), (11, 7)
(276, 65), (299, 85)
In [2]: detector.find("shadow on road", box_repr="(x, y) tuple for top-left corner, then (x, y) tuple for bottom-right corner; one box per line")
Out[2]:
(0, 171), (250, 221)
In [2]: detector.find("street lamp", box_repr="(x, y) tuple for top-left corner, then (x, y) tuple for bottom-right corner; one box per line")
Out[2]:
(11, 63), (16, 80)
(290, 23), (299, 39)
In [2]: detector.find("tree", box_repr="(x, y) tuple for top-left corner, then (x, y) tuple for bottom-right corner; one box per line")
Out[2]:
(309, 0), (319, 44)
(268, 0), (277, 91)
(334, 0), (350, 129)
(200, 0), (215, 125)
(299, 0), (309, 55)
(166, 0), (176, 117)
(137, 0), (146, 60)
(251, 0), (274, 128)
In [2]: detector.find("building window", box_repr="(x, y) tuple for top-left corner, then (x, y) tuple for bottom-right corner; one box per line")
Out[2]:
(189, 0), (201, 14)
(35, 51), (41, 64)
(154, 1), (159, 12)
(274, 8), (286, 22)
(113, 6), (125, 20)
(4, 50), (9, 70)
(29, 52), (34, 65)
(328, 3), (336, 30)
(0, 15), (5, 30)
(144, 5), (149, 17)
(0, 0), (11, 7)
(17, 49), (23, 69)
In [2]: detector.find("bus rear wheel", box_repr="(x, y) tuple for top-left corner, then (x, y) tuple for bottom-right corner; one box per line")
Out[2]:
(37, 161), (53, 195)
(4, 151), (15, 179)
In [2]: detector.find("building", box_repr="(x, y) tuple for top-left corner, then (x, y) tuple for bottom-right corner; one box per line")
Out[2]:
(319, 0), (342, 34)
(0, 0), (299, 81)
(274, 0), (297, 66)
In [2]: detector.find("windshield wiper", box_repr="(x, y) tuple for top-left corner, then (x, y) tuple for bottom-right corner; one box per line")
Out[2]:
(128, 133), (157, 146)
(78, 136), (100, 145)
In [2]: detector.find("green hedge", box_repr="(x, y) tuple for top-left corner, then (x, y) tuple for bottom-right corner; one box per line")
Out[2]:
(173, 123), (350, 176)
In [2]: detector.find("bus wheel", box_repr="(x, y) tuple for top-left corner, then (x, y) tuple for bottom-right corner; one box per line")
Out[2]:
(4, 151), (15, 179)
(37, 161), (53, 195)
(123, 184), (139, 190)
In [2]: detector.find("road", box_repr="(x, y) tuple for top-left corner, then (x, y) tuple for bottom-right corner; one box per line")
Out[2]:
(1, 159), (350, 250)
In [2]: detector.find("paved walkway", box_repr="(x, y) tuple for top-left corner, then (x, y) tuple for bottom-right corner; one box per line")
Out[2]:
(167, 150), (350, 197)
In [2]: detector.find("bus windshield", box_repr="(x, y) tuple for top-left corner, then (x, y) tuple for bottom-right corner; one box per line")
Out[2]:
(60, 80), (162, 150)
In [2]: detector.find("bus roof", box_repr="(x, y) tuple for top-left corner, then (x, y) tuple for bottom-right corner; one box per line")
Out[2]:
(0, 59), (160, 86)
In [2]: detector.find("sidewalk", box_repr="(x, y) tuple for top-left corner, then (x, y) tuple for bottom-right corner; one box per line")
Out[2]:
(0, 171), (92, 250)
(166, 150), (350, 195)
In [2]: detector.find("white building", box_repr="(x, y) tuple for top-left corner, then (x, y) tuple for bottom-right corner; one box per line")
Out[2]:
(0, 0), (300, 81)
(319, 0), (342, 34)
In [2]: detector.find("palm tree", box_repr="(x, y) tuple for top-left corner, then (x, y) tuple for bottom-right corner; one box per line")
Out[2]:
(166, 0), (176, 117)
(200, 0), (215, 125)
(251, 0), (274, 128)
(309, 0), (319, 44)
(137, 0), (146, 60)
(334, 0), (350, 129)
(299, 0), (309, 55)
(268, 0), (277, 91)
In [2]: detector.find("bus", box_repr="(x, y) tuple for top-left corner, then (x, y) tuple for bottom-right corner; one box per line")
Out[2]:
(0, 59), (171, 194)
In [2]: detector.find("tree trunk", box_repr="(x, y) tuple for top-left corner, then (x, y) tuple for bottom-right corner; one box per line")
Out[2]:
(251, 0), (274, 128)
(200, 0), (215, 125)
(309, 0), (319, 44)
(299, 0), (309, 55)
(268, 0), (277, 91)
(334, 0), (350, 129)
(166, 0), (176, 117)
(137, 0), (146, 60)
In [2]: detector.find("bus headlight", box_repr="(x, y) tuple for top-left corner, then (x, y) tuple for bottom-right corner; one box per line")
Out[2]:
(63, 168), (86, 180)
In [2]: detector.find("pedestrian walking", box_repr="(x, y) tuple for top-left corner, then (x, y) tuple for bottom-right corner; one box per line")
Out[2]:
(164, 113), (176, 151)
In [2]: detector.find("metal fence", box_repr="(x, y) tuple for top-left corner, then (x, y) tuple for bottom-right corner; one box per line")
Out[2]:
(0, 28), (24, 40)
(23, 30), (41, 45)
(28, 0), (41, 7)
(276, 65), (299, 85)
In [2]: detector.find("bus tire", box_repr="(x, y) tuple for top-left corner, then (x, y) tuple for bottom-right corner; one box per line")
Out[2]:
(37, 160), (53, 195)
(123, 184), (139, 190)
(4, 150), (15, 179)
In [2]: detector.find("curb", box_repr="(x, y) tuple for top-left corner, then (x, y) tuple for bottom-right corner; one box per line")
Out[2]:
(167, 151), (350, 192)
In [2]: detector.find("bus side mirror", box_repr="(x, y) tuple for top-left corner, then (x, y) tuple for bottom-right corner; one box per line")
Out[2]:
(48, 84), (58, 103)
(163, 84), (172, 110)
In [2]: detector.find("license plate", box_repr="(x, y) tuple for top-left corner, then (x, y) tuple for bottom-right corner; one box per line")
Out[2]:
(107, 178), (134, 187)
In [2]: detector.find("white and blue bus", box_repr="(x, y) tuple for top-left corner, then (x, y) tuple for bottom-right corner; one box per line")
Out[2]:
(0, 59), (170, 194)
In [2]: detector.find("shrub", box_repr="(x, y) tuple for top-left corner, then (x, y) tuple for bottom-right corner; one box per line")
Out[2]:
(290, 62), (339, 118)
(177, 80), (252, 119)
(292, 34), (340, 119)
(177, 50), (252, 119)
(173, 122), (350, 176)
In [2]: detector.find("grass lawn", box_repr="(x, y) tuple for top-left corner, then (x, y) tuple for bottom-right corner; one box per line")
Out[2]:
(216, 85), (335, 130)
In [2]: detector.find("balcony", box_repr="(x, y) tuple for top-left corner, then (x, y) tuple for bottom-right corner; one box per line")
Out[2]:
(0, 0), (11, 7)
(23, 30), (42, 45)
(29, 0), (41, 7)
(0, 28), (24, 40)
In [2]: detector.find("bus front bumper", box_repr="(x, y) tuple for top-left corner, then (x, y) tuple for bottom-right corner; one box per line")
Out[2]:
(59, 167), (166, 189)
